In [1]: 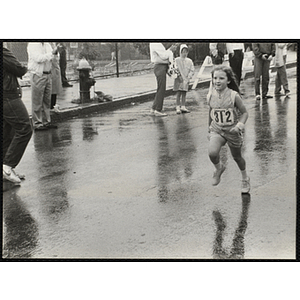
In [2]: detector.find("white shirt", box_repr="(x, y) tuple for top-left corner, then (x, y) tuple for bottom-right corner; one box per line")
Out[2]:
(149, 43), (173, 64)
(226, 43), (244, 54)
(27, 42), (53, 76)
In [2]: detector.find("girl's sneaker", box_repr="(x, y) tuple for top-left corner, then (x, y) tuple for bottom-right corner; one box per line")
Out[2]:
(176, 106), (181, 114)
(241, 177), (250, 193)
(212, 165), (225, 186)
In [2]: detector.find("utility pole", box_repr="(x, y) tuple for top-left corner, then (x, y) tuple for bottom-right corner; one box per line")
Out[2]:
(115, 43), (119, 78)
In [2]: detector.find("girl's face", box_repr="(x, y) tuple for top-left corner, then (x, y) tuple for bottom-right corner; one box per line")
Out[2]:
(181, 48), (188, 58)
(212, 70), (230, 92)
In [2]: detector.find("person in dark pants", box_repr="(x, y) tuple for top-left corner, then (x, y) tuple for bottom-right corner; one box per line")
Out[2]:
(3, 47), (33, 184)
(149, 43), (178, 117)
(252, 43), (275, 100)
(57, 43), (73, 87)
(227, 43), (244, 86)
(209, 43), (227, 65)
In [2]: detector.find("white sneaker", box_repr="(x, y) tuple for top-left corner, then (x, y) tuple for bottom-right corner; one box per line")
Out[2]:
(53, 104), (60, 113)
(212, 164), (226, 186)
(3, 165), (21, 184)
(154, 110), (167, 117)
(150, 108), (155, 115)
(241, 177), (250, 193)
(181, 106), (190, 113)
(176, 106), (181, 114)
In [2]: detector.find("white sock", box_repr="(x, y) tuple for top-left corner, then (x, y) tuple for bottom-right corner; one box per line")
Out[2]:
(241, 169), (248, 180)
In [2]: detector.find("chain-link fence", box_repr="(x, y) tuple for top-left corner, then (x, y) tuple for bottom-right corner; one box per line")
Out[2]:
(4, 42), (211, 85)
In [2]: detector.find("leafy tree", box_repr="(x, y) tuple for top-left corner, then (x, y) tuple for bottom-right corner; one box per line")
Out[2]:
(133, 43), (150, 56)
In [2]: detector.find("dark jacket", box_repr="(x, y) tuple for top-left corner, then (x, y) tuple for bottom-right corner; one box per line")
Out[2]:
(252, 43), (276, 58)
(210, 43), (227, 65)
(3, 47), (27, 98)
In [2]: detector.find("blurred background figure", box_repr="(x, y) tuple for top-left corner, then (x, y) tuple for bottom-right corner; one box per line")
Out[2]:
(51, 43), (62, 112)
(274, 43), (290, 97)
(27, 42), (58, 130)
(226, 43), (244, 86)
(57, 42), (73, 87)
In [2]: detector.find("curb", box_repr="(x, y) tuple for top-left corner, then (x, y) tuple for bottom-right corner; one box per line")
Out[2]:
(49, 61), (297, 123)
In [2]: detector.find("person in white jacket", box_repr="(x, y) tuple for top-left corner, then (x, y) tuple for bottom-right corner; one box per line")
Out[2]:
(274, 43), (290, 97)
(27, 42), (58, 130)
(149, 43), (178, 116)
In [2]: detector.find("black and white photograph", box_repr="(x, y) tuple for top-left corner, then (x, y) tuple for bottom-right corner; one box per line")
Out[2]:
(2, 40), (297, 260)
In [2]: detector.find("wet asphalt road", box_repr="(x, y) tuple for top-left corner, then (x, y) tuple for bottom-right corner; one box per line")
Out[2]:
(2, 69), (296, 259)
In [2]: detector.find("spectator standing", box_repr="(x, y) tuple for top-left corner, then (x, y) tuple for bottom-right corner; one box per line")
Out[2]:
(173, 44), (195, 114)
(27, 42), (58, 131)
(3, 47), (33, 183)
(209, 43), (227, 65)
(226, 43), (244, 86)
(149, 43), (178, 117)
(274, 43), (290, 97)
(57, 43), (73, 87)
(252, 43), (275, 100)
(51, 43), (62, 111)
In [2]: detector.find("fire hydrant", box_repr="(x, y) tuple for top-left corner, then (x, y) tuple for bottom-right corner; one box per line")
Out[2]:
(77, 58), (96, 103)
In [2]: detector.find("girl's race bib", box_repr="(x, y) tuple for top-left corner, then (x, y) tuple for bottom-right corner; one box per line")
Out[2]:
(211, 108), (234, 126)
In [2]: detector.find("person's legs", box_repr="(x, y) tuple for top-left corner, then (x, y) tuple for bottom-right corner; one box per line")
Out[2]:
(275, 69), (282, 95)
(209, 132), (226, 185)
(229, 145), (250, 193)
(229, 146), (246, 172)
(31, 74), (46, 127)
(180, 91), (190, 113)
(254, 57), (263, 97)
(229, 50), (244, 85)
(42, 75), (52, 125)
(152, 64), (167, 112)
(181, 91), (187, 106)
(176, 91), (181, 106)
(176, 91), (181, 113)
(3, 97), (32, 168)
(51, 94), (57, 109)
(278, 65), (290, 94)
(3, 118), (13, 161)
(261, 59), (271, 98)
(60, 61), (68, 85)
(209, 133), (226, 164)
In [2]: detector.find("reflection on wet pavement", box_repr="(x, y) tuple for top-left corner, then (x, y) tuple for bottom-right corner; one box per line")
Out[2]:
(155, 116), (197, 203)
(3, 187), (38, 258)
(213, 194), (251, 259)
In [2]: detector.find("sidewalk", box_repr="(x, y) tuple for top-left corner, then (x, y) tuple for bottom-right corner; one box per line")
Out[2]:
(21, 51), (297, 122)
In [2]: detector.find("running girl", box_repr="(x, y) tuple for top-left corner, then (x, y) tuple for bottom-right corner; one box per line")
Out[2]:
(207, 65), (250, 193)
